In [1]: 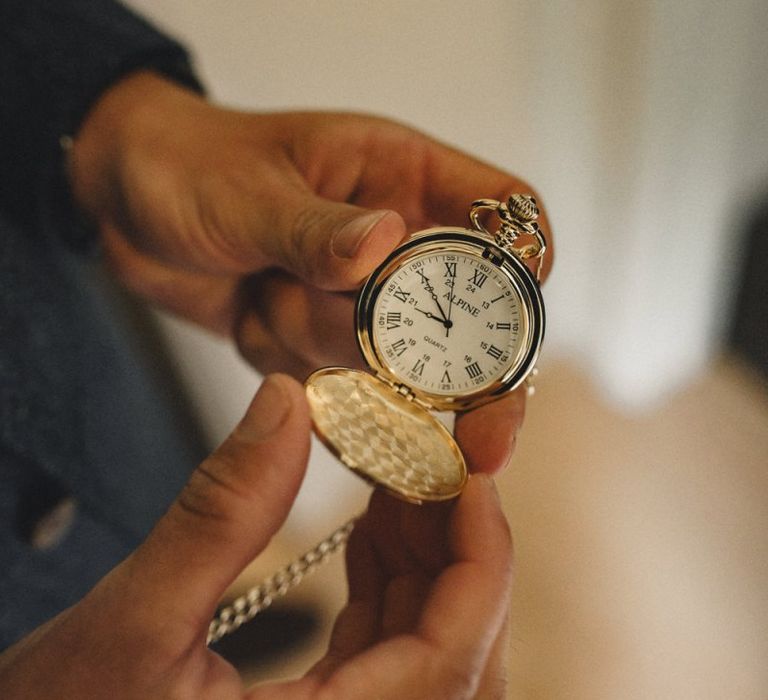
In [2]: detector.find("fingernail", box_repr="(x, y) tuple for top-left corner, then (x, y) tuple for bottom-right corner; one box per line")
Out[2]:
(332, 210), (390, 259)
(239, 375), (292, 440)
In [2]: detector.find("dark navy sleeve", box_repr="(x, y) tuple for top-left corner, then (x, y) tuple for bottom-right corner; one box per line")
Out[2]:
(0, 0), (203, 247)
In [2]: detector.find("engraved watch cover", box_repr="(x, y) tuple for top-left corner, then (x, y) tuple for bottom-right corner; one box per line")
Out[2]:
(305, 368), (467, 503)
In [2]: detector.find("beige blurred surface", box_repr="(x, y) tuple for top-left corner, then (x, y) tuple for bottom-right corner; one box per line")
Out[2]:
(233, 356), (768, 698)
(502, 357), (768, 699)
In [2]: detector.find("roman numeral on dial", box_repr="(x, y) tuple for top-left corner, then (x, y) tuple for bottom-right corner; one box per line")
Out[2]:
(465, 362), (482, 379)
(393, 287), (410, 303)
(412, 359), (425, 376)
(469, 270), (488, 288)
(444, 262), (457, 278)
(391, 339), (407, 356)
(386, 312), (401, 329)
(486, 344), (503, 360)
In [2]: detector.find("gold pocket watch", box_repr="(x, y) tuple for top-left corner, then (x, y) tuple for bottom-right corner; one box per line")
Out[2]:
(208, 195), (547, 644)
(305, 195), (547, 504)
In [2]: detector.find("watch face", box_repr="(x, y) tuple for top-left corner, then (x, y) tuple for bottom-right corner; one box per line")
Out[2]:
(357, 230), (544, 410)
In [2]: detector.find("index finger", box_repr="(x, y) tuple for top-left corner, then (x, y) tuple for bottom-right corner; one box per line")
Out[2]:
(455, 386), (528, 475)
(317, 474), (513, 699)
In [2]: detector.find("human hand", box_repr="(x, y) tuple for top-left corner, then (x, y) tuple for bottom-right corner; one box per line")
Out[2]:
(69, 71), (552, 473)
(307, 480), (513, 700)
(0, 375), (512, 699)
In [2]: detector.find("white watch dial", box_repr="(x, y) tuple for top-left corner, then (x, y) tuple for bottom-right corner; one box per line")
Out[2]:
(372, 249), (526, 395)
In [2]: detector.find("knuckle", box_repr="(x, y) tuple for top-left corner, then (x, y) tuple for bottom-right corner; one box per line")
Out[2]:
(285, 203), (325, 280)
(234, 309), (279, 367)
(176, 479), (227, 526)
(175, 454), (247, 528)
(284, 202), (356, 288)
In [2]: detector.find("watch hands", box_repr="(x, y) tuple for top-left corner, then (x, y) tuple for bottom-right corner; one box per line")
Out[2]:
(416, 270), (451, 326)
(445, 278), (455, 338)
(413, 305), (452, 327)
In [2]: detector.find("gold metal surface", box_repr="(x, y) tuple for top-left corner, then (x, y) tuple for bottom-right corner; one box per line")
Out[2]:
(306, 368), (467, 504)
(355, 229), (545, 412)
(208, 197), (547, 642)
(470, 196), (548, 281)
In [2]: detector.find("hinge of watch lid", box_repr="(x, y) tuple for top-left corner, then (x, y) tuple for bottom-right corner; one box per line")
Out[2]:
(396, 384), (433, 411)
(395, 382), (414, 398)
(376, 373), (433, 411)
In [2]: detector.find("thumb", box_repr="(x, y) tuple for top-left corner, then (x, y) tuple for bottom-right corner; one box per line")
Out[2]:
(253, 190), (407, 290)
(112, 374), (311, 640)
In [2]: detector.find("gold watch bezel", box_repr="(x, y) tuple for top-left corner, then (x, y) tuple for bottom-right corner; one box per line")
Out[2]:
(355, 227), (545, 413)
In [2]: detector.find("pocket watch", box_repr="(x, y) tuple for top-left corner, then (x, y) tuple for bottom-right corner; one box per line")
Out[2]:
(208, 195), (547, 644)
(305, 195), (547, 505)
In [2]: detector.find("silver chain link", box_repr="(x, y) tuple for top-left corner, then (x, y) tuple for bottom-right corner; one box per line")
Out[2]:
(207, 518), (356, 645)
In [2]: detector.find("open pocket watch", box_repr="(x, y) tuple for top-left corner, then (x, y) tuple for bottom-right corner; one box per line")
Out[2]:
(305, 194), (547, 504)
(208, 195), (547, 644)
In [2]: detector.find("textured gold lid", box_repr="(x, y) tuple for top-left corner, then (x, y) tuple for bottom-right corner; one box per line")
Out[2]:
(305, 367), (467, 504)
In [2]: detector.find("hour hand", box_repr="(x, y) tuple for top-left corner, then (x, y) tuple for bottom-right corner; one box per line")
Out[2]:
(414, 306), (448, 324)
(415, 305), (453, 329)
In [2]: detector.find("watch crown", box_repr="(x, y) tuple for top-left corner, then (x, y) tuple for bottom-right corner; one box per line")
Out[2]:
(504, 194), (539, 224)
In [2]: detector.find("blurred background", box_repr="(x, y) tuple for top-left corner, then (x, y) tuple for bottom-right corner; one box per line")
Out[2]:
(126, 1), (768, 697)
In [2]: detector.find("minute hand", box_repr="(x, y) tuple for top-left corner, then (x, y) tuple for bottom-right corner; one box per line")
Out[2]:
(445, 279), (455, 337)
